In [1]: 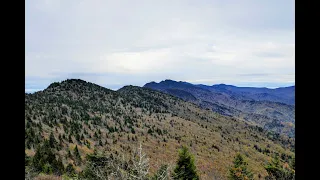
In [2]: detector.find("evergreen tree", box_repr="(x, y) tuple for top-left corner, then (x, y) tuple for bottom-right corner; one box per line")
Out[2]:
(43, 163), (53, 174)
(173, 146), (199, 180)
(32, 140), (64, 175)
(228, 153), (253, 180)
(67, 149), (72, 158)
(131, 127), (136, 134)
(49, 132), (56, 148)
(94, 131), (99, 139)
(26, 140), (31, 149)
(54, 157), (65, 175)
(74, 145), (81, 161)
(264, 156), (295, 180)
(68, 134), (73, 143)
(58, 134), (63, 142)
(76, 133), (81, 142)
(66, 163), (76, 175)
(25, 152), (30, 166)
(86, 140), (91, 149)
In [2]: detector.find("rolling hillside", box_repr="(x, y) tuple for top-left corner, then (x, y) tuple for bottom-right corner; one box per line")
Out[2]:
(144, 80), (295, 137)
(25, 79), (295, 179)
(198, 84), (295, 105)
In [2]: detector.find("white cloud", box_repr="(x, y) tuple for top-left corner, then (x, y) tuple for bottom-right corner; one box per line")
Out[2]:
(26, 0), (294, 90)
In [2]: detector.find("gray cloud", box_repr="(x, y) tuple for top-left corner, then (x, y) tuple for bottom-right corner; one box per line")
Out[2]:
(26, 0), (294, 92)
(253, 52), (286, 58)
(238, 73), (271, 77)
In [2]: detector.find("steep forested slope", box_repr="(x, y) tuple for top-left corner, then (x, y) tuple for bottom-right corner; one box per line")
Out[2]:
(25, 79), (295, 179)
(144, 80), (295, 137)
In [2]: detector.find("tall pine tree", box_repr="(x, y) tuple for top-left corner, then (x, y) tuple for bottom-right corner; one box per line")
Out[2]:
(264, 155), (295, 180)
(49, 132), (56, 148)
(74, 145), (81, 162)
(228, 153), (253, 180)
(32, 140), (64, 175)
(173, 146), (199, 180)
(68, 134), (73, 143)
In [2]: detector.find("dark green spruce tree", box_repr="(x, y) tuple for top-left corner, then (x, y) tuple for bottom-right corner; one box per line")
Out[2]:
(49, 132), (56, 148)
(264, 155), (295, 180)
(74, 145), (81, 165)
(228, 153), (253, 180)
(32, 140), (64, 175)
(66, 163), (76, 176)
(173, 146), (199, 180)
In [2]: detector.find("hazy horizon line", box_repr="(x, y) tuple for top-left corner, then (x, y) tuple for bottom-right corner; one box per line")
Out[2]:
(25, 78), (295, 93)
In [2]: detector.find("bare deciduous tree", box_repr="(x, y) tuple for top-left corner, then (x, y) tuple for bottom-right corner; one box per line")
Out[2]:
(129, 143), (150, 180)
(81, 143), (157, 180)
(153, 157), (174, 180)
(82, 155), (129, 180)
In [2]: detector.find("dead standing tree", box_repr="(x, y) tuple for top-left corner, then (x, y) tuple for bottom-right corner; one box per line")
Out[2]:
(129, 143), (150, 180)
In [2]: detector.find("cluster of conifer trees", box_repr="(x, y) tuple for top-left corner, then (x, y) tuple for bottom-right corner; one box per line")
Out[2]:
(25, 141), (295, 179)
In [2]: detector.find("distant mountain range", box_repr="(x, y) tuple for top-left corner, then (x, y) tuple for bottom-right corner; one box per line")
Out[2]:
(25, 79), (295, 179)
(144, 80), (295, 137)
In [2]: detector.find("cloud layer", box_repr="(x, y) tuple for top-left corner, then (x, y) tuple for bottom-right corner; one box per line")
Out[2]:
(26, 0), (295, 92)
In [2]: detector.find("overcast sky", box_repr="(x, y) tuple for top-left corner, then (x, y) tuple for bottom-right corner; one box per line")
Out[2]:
(26, 0), (294, 92)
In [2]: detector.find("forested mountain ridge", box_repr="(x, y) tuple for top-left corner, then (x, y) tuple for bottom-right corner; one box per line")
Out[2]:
(25, 79), (295, 179)
(197, 84), (295, 105)
(144, 80), (295, 137)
